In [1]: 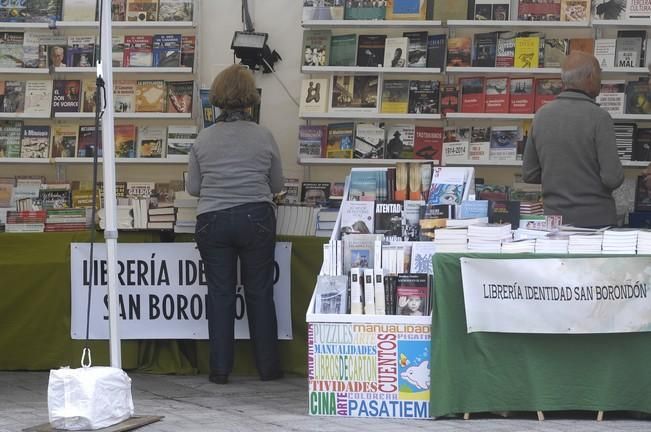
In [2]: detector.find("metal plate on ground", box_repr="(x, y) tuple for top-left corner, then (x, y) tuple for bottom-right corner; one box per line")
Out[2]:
(23, 416), (164, 432)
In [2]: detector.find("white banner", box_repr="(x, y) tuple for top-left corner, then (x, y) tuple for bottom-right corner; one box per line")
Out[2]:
(460, 257), (651, 334)
(71, 242), (292, 340)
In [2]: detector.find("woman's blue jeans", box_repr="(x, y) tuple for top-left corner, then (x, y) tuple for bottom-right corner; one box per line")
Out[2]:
(195, 202), (281, 378)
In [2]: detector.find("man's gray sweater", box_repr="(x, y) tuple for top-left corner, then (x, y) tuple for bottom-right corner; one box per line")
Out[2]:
(522, 90), (624, 227)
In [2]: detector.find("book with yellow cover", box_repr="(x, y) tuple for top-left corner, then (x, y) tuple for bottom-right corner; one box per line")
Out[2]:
(135, 80), (165, 112)
(386, 0), (427, 20)
(381, 80), (409, 114)
(514, 36), (539, 68)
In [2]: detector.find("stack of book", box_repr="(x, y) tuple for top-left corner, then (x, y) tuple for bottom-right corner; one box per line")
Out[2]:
(567, 233), (604, 254)
(467, 223), (512, 252)
(534, 235), (569, 254)
(5, 210), (46, 233)
(520, 201), (544, 216)
(637, 230), (651, 254)
(433, 227), (468, 252)
(501, 238), (536, 253)
(602, 229), (639, 255)
(315, 207), (338, 238)
(98, 206), (134, 230)
(44, 208), (87, 232)
(173, 191), (198, 234)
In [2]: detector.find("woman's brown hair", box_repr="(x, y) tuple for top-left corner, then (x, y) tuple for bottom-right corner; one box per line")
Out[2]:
(209, 64), (260, 110)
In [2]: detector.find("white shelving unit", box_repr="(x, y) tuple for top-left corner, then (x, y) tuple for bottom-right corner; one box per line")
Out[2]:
(446, 67), (561, 74)
(446, 113), (535, 120)
(300, 112), (441, 120)
(592, 19), (651, 27)
(0, 113), (51, 119)
(55, 157), (189, 164)
(602, 67), (649, 74)
(447, 20), (590, 28)
(0, 158), (51, 164)
(302, 66), (441, 74)
(299, 157), (440, 166)
(612, 114), (651, 121)
(55, 112), (193, 119)
(302, 19), (442, 28)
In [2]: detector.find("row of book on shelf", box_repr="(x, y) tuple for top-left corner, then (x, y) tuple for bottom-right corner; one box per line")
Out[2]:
(0, 122), (196, 159)
(0, 79), (194, 116)
(0, 32), (195, 69)
(303, 1), (651, 22)
(0, 0), (193, 23)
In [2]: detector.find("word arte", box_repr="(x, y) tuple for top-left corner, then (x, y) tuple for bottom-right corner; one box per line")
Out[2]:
(483, 283), (649, 301)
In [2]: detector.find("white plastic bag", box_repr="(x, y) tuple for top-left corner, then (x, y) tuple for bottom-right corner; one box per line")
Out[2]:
(48, 366), (134, 430)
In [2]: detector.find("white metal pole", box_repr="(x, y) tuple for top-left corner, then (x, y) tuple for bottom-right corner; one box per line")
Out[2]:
(98, 0), (121, 368)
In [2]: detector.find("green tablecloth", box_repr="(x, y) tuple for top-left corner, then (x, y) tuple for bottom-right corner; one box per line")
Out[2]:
(430, 253), (651, 416)
(0, 232), (326, 376)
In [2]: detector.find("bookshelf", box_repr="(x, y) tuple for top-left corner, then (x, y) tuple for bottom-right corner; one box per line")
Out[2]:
(298, 157), (440, 166)
(300, 112), (441, 120)
(446, 67), (562, 74)
(447, 20), (590, 28)
(302, 19), (442, 28)
(302, 66), (442, 74)
(446, 113), (535, 120)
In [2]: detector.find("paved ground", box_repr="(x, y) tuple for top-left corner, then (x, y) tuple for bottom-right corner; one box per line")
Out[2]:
(1, 371), (648, 432)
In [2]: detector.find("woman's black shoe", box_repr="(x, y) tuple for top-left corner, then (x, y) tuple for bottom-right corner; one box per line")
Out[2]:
(260, 371), (283, 381)
(209, 373), (228, 384)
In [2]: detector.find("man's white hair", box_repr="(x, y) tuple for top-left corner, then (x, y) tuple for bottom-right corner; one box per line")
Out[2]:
(561, 60), (598, 89)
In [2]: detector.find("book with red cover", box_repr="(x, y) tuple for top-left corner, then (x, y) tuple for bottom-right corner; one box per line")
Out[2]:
(440, 84), (458, 115)
(485, 77), (509, 113)
(534, 78), (563, 112)
(509, 77), (534, 113)
(459, 77), (485, 113)
(414, 126), (443, 163)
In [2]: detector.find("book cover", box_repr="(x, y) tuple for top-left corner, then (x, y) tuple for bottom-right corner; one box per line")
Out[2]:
(625, 78), (651, 114)
(112, 35), (125, 67)
(302, 0), (345, 21)
(298, 125), (327, 159)
(403, 31), (428, 68)
(615, 30), (645, 67)
(591, 0), (625, 20)
(446, 37), (471, 67)
(66, 35), (95, 67)
(326, 122), (354, 158)
(22, 31), (48, 68)
(152, 34), (181, 67)
(356, 34), (386, 67)
(81, 79), (97, 113)
(386, 0), (426, 20)
(299, 78), (329, 114)
(426, 34), (446, 69)
(496, 31), (515, 67)
(137, 125), (166, 158)
(354, 123), (385, 159)
(509, 77), (534, 113)
(485, 77), (509, 113)
(340, 202), (375, 235)
(180, 35), (195, 68)
(518, 0), (561, 20)
(459, 77), (485, 113)
(20, 126), (50, 158)
(114, 124), (137, 158)
(544, 38), (568, 68)
(123, 35), (153, 67)
(0, 120), (23, 158)
(301, 182), (330, 206)
(489, 125), (518, 161)
(569, 37), (595, 55)
(126, 0), (158, 21)
(24, 80), (53, 116)
(330, 75), (378, 111)
(472, 31), (497, 67)
(113, 80), (136, 113)
(158, 0), (193, 21)
(561, 0), (589, 21)
(375, 202), (403, 239)
(166, 125), (196, 159)
(381, 79), (409, 113)
(385, 124), (415, 159)
(493, 2), (509, 19)
(514, 36), (539, 68)
(0, 32), (24, 68)
(474, 0), (493, 19)
(314, 275), (348, 315)
(199, 88), (216, 128)
(476, 183), (509, 201)
(384, 37), (408, 68)
(48, 42), (68, 68)
(534, 78), (562, 111)
(50, 124), (78, 158)
(3, 80), (24, 113)
(52, 80), (81, 113)
(489, 200), (521, 229)
(135, 80), (165, 112)
(166, 80), (193, 114)
(77, 125), (102, 157)
(427, 167), (469, 205)
(349, 169), (383, 202)
(440, 84), (458, 115)
(594, 38), (616, 69)
(112, 0), (126, 20)
(1, 0), (62, 22)
(627, 0), (651, 18)
(418, 204), (451, 240)
(469, 128), (490, 162)
(303, 30), (331, 67)
(329, 34), (357, 67)
(408, 79), (439, 114)
(344, 1), (386, 19)
(414, 126), (443, 162)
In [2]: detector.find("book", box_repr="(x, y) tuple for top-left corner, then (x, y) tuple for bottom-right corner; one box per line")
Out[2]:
(152, 34), (181, 67)
(518, 0), (561, 20)
(52, 80), (81, 113)
(534, 78), (562, 111)
(633, 128), (651, 161)
(469, 128), (490, 162)
(396, 273), (429, 316)
(544, 38), (568, 68)
(0, 32), (24, 68)
(302, 0), (345, 21)
(627, 0), (651, 18)
(301, 182), (330, 206)
(625, 78), (651, 114)
(81, 79), (97, 113)
(375, 202), (403, 239)
(615, 30), (645, 68)
(403, 31), (428, 68)
(446, 37), (471, 67)
(330, 75), (378, 111)
(569, 37), (594, 55)
(408, 79), (439, 114)
(440, 84), (458, 115)
(385, 124), (415, 159)
(472, 31), (497, 67)
(1, 1), (62, 22)
(113, 80), (137, 113)
(489, 125), (518, 161)
(22, 31), (49, 69)
(77, 125), (102, 157)
(51, 124), (78, 158)
(20, 126), (50, 159)
(354, 123), (385, 159)
(0, 121), (23, 158)
(591, 0), (625, 20)
(299, 78), (328, 114)
(158, 0), (193, 21)
(427, 167), (471, 205)
(166, 125), (196, 160)
(126, 0), (158, 21)
(474, 0), (493, 19)
(3, 80), (24, 113)
(514, 36), (539, 68)
(460, 77), (485, 113)
(426, 34), (446, 69)
(356, 34), (386, 67)
(381, 79), (409, 113)
(414, 126), (443, 162)
(180, 35), (195, 68)
(112, 0), (126, 20)
(299, 125), (327, 159)
(303, 30), (331, 67)
(329, 34), (357, 67)
(123, 35), (153, 67)
(594, 38), (616, 69)
(485, 77), (509, 113)
(314, 275), (349, 314)
(384, 37), (408, 68)
(509, 77), (534, 113)
(114, 124), (137, 158)
(349, 169), (385, 202)
(48, 43), (68, 68)
(340, 202), (376, 235)
(344, 0), (386, 19)
(326, 122), (354, 158)
(561, 0), (589, 21)
(489, 200), (521, 229)
(66, 35), (95, 67)
(135, 80), (165, 112)
(136, 125), (166, 158)
(496, 31), (516, 67)
(199, 88), (215, 128)
(386, 0), (427, 20)
(166, 80), (193, 114)
(24, 80), (53, 116)
(112, 35), (125, 67)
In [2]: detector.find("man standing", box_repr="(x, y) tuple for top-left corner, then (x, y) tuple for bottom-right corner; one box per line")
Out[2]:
(522, 51), (624, 227)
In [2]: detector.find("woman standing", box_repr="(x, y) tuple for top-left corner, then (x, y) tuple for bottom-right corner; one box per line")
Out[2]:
(187, 65), (283, 384)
